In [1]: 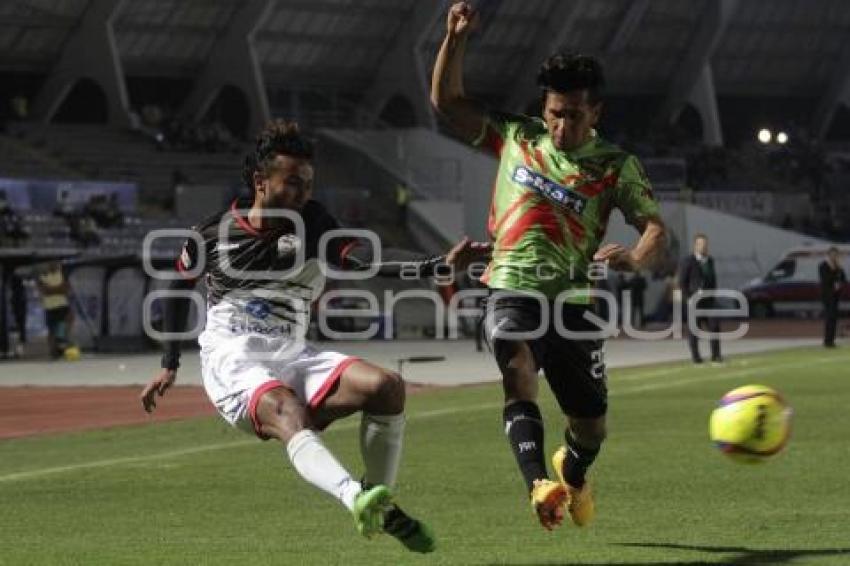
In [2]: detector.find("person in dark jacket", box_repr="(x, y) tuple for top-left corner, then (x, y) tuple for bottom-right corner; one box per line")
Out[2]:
(678, 234), (721, 364)
(819, 247), (846, 348)
(10, 273), (27, 357)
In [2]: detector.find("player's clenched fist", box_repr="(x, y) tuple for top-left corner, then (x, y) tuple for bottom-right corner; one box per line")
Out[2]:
(447, 2), (477, 37)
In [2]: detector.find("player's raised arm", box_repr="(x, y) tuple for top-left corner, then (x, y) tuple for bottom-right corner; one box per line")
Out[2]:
(430, 2), (488, 144)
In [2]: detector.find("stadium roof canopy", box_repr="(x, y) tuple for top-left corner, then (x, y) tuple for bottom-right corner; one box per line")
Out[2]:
(3, 0), (848, 94)
(2, 0), (850, 138)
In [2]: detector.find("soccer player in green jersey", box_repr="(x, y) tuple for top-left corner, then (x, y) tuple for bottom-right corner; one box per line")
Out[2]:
(431, 2), (667, 530)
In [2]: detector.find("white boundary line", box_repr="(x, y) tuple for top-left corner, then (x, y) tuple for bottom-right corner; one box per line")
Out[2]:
(0, 407), (486, 484)
(0, 353), (846, 484)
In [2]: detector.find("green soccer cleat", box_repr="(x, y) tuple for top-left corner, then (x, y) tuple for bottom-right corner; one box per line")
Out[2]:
(352, 484), (393, 538)
(383, 504), (436, 553)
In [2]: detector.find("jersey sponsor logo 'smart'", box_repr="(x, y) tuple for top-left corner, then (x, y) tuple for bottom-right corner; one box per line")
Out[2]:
(512, 166), (588, 214)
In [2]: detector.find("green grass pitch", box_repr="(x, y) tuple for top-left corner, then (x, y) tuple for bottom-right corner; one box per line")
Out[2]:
(1, 346), (849, 565)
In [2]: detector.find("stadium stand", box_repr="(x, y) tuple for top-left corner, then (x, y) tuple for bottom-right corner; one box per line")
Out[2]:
(7, 124), (243, 209)
(0, 0), (849, 359)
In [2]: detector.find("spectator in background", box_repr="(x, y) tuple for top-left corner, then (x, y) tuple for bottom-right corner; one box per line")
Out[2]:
(678, 233), (722, 364)
(396, 183), (411, 225)
(10, 273), (27, 358)
(141, 104), (164, 129)
(54, 189), (75, 219)
(69, 213), (100, 247)
(85, 193), (124, 229)
(105, 193), (124, 228)
(11, 95), (28, 120)
(819, 247), (846, 348)
(84, 194), (107, 226)
(649, 271), (676, 324)
(56, 190), (100, 247)
(82, 217), (101, 246)
(0, 189), (30, 243)
(36, 262), (74, 359)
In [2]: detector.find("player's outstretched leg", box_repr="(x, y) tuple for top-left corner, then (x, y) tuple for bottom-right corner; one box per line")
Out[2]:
(495, 338), (566, 529)
(314, 360), (436, 552)
(255, 387), (376, 538)
(552, 417), (605, 527)
(505, 401), (567, 529)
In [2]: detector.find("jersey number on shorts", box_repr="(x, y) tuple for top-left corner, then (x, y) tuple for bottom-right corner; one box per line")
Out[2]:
(590, 348), (605, 380)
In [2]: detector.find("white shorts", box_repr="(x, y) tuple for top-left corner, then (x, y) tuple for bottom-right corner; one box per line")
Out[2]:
(199, 331), (359, 438)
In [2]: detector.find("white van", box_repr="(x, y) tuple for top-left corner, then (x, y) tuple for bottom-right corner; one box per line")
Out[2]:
(741, 245), (850, 318)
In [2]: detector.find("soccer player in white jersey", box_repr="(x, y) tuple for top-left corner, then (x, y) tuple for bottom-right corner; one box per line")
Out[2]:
(140, 120), (486, 552)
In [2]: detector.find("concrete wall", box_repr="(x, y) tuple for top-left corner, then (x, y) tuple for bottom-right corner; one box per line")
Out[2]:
(319, 128), (497, 239)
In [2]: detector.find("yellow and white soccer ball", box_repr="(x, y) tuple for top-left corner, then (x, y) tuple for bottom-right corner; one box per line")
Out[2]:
(709, 385), (792, 464)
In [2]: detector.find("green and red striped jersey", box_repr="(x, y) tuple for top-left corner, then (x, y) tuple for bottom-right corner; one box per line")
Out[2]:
(473, 111), (660, 302)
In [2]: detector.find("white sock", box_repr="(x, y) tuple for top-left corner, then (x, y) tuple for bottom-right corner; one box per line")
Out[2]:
(360, 413), (405, 488)
(286, 429), (362, 511)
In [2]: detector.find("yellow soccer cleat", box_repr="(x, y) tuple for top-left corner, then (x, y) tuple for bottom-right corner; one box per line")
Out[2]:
(529, 478), (568, 531)
(552, 446), (595, 527)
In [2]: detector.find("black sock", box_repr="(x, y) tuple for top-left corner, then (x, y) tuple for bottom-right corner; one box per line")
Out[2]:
(503, 401), (547, 492)
(561, 432), (600, 489)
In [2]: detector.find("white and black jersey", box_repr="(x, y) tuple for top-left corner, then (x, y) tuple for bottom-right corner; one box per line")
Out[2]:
(160, 199), (446, 370)
(176, 199), (352, 305)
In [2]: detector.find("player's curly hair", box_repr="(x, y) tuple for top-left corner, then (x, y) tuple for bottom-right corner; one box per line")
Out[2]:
(537, 52), (605, 104)
(242, 119), (314, 192)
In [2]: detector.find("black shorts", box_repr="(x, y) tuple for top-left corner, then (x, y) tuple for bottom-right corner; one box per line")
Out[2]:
(45, 306), (69, 331)
(482, 293), (607, 419)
